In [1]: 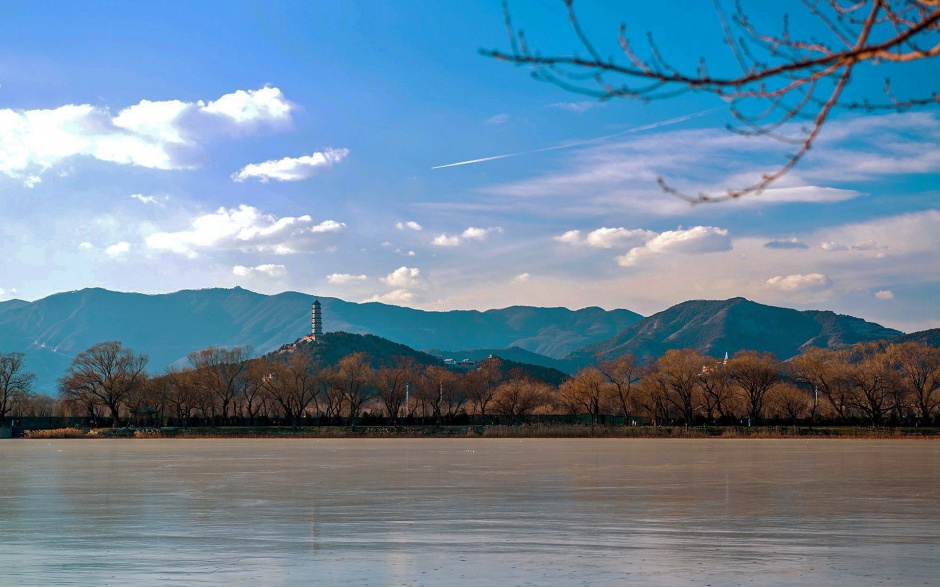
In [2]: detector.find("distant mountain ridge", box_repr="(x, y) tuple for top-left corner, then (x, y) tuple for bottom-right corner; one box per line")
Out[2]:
(0, 287), (638, 392)
(566, 297), (903, 364)
(0, 288), (919, 394)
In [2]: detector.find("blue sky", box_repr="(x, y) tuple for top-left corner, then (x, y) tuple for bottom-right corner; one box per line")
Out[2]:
(1, 1), (938, 332)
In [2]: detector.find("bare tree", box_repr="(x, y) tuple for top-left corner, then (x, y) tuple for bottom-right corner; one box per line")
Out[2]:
(163, 368), (201, 426)
(486, 1), (940, 201)
(887, 342), (940, 425)
(466, 356), (504, 423)
(260, 354), (322, 428)
(417, 365), (457, 424)
(187, 346), (254, 424)
(331, 353), (376, 426)
(559, 366), (609, 424)
(239, 360), (270, 425)
(492, 375), (550, 424)
(727, 350), (782, 423)
(696, 357), (736, 422)
(599, 354), (643, 418)
(21, 394), (58, 418)
(788, 347), (855, 423)
(59, 341), (149, 427)
(768, 383), (813, 426)
(846, 343), (898, 426)
(375, 358), (417, 424)
(649, 349), (704, 426)
(0, 351), (35, 420)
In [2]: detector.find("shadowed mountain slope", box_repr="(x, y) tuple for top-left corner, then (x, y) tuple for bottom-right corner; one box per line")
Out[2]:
(273, 332), (444, 369)
(272, 333), (567, 386)
(566, 297), (903, 365)
(887, 328), (940, 347)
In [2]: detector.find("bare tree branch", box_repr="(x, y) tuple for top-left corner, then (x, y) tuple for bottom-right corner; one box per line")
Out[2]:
(484, 0), (940, 202)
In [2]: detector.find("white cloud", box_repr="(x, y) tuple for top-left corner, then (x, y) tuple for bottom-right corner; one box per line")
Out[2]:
(381, 266), (422, 289)
(617, 226), (731, 266)
(396, 221), (423, 231)
(765, 273), (833, 293)
(433, 226), (503, 247)
(327, 273), (368, 284)
(432, 234), (463, 247)
(556, 227), (656, 249)
(307, 219), (345, 234)
(0, 86), (292, 185)
(77, 241), (94, 251)
(0, 287), (18, 298)
(232, 264), (287, 278)
(462, 226), (502, 240)
(368, 289), (416, 304)
(554, 230), (583, 246)
(104, 241), (130, 258)
(145, 205), (344, 257)
(201, 86), (292, 124)
(875, 290), (895, 300)
(513, 273), (531, 284)
(231, 148), (349, 183)
(485, 113), (509, 125)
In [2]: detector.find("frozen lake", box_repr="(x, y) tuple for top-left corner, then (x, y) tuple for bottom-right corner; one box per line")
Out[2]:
(1, 438), (937, 586)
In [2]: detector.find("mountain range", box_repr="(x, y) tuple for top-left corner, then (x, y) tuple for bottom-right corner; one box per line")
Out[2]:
(0, 287), (920, 394)
(0, 287), (637, 392)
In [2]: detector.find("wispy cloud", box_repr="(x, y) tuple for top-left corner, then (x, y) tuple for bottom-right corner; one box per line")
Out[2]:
(233, 264), (288, 278)
(547, 101), (598, 113)
(129, 193), (168, 206)
(474, 112), (940, 216)
(327, 273), (368, 284)
(432, 109), (718, 170)
(232, 148), (349, 183)
(765, 273), (832, 293)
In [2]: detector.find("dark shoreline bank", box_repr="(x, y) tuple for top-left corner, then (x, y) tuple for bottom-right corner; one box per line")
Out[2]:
(14, 424), (940, 440)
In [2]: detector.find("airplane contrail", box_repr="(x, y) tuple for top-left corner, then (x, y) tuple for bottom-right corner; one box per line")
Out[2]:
(431, 108), (721, 170)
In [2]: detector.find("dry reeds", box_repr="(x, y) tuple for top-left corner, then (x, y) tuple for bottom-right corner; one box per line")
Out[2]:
(23, 428), (89, 439)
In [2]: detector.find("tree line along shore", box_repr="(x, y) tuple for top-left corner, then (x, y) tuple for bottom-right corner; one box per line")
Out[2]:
(2, 337), (939, 437)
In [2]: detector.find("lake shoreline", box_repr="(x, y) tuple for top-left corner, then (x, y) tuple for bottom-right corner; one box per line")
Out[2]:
(15, 423), (940, 440)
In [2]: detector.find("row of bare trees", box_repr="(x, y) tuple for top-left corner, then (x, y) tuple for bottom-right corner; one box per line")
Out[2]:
(46, 341), (555, 427)
(5, 338), (940, 428)
(559, 343), (940, 426)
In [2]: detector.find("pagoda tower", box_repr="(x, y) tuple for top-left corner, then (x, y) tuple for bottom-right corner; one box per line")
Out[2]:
(311, 299), (323, 340)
